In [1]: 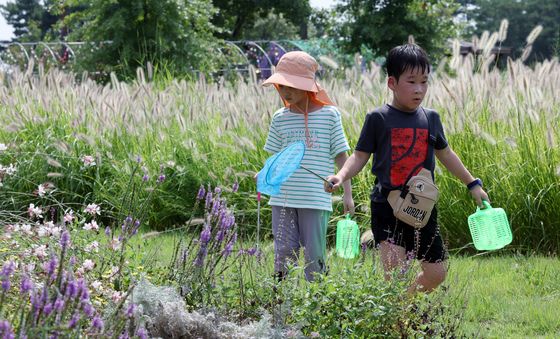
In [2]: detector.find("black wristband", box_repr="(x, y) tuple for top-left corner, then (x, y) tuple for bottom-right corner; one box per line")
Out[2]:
(467, 178), (483, 190)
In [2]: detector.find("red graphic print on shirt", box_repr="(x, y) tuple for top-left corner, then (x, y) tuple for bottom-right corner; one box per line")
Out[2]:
(390, 128), (428, 187)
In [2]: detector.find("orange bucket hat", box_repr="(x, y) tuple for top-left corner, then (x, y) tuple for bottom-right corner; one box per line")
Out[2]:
(262, 51), (335, 106)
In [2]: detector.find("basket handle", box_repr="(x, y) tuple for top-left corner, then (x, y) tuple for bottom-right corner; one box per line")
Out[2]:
(477, 200), (492, 211)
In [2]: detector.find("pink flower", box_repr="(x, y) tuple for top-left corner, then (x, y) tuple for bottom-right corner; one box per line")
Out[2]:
(111, 291), (124, 303)
(91, 280), (102, 290)
(82, 259), (95, 271)
(82, 155), (96, 167)
(63, 210), (75, 223)
(85, 241), (99, 253)
(37, 184), (46, 197)
(33, 245), (48, 259)
(84, 204), (100, 216)
(28, 204), (43, 219)
(83, 220), (99, 231)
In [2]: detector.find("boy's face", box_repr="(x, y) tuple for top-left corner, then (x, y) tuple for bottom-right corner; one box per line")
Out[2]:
(388, 67), (429, 112)
(277, 84), (308, 108)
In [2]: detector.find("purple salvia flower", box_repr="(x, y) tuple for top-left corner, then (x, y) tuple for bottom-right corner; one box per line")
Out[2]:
(205, 191), (212, 209)
(214, 186), (222, 195)
(43, 302), (54, 316)
(60, 230), (70, 250)
(194, 247), (208, 267)
(125, 216), (133, 225)
(132, 220), (141, 235)
(20, 275), (33, 294)
(1, 279), (10, 292)
(92, 316), (104, 331)
(196, 185), (205, 200)
(126, 303), (135, 317)
(199, 227), (211, 245)
(142, 174), (149, 182)
(136, 155), (142, 163)
(222, 242), (234, 257)
(211, 198), (220, 216)
(68, 313), (80, 329)
(215, 230), (225, 243)
(69, 256), (77, 266)
(82, 301), (94, 317)
(119, 332), (130, 339)
(0, 320), (15, 339)
(49, 332), (59, 339)
(105, 226), (111, 236)
(136, 327), (148, 339)
(247, 247), (257, 256)
(54, 298), (64, 313)
(0, 261), (15, 277)
(65, 279), (78, 299)
(232, 181), (239, 193)
(46, 256), (58, 278)
(156, 174), (166, 184)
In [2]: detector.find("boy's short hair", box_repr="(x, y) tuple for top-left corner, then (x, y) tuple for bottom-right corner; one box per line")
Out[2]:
(386, 44), (430, 82)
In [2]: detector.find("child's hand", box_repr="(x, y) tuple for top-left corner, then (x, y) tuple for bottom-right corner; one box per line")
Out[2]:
(470, 186), (490, 207)
(324, 175), (342, 192)
(343, 194), (355, 215)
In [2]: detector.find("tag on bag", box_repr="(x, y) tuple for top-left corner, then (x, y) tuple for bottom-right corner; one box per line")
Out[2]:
(387, 168), (439, 229)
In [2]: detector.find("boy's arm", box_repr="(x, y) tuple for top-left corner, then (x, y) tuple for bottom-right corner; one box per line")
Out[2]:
(326, 150), (370, 192)
(435, 146), (489, 206)
(334, 152), (355, 215)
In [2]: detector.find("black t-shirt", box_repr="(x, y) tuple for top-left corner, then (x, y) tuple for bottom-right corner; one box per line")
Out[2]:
(355, 104), (448, 201)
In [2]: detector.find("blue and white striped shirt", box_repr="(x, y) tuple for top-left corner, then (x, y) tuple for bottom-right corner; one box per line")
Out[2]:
(264, 105), (350, 211)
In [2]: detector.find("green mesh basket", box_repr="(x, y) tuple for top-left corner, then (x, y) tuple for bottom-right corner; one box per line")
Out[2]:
(335, 214), (360, 259)
(468, 201), (512, 251)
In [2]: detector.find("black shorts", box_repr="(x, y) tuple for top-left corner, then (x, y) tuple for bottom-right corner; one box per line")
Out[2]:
(371, 200), (448, 263)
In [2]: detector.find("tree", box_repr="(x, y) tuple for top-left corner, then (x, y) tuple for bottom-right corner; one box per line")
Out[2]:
(465, 0), (560, 61)
(60, 0), (219, 80)
(211, 0), (312, 40)
(243, 12), (300, 41)
(335, 0), (460, 63)
(0, 0), (58, 41)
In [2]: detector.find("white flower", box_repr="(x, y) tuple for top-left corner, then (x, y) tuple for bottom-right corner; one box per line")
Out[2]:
(50, 227), (61, 237)
(91, 280), (103, 290)
(85, 241), (99, 253)
(28, 204), (43, 219)
(63, 210), (74, 223)
(0, 143), (7, 152)
(83, 220), (99, 231)
(33, 245), (48, 259)
(82, 259), (95, 271)
(84, 204), (100, 216)
(5, 164), (16, 175)
(109, 238), (121, 251)
(37, 184), (46, 197)
(111, 291), (124, 303)
(21, 224), (33, 235)
(81, 155), (96, 167)
(37, 227), (49, 237)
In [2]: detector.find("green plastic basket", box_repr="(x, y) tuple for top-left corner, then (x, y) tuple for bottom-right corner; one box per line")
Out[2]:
(468, 201), (512, 251)
(335, 214), (360, 259)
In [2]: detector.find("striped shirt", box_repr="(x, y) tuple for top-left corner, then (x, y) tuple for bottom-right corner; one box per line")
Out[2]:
(264, 105), (350, 211)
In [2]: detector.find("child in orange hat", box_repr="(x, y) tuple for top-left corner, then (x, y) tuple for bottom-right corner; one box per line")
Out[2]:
(261, 51), (354, 281)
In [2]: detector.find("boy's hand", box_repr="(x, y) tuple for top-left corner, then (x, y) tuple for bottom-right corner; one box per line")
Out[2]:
(470, 186), (490, 207)
(343, 194), (355, 215)
(324, 175), (342, 192)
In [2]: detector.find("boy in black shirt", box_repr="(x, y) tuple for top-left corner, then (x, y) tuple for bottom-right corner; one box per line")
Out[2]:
(326, 44), (489, 293)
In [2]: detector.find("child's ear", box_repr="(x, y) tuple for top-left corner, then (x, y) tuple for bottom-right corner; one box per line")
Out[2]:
(387, 76), (397, 90)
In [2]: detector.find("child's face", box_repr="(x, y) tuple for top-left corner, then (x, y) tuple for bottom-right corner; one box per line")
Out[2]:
(388, 67), (429, 112)
(277, 85), (308, 108)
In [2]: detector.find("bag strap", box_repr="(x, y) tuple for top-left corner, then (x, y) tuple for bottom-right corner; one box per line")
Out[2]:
(381, 107), (436, 198)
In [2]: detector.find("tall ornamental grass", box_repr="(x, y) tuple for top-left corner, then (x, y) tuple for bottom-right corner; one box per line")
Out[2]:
(1, 36), (559, 253)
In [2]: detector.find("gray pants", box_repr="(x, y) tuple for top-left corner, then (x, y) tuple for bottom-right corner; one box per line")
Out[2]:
(272, 206), (330, 281)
